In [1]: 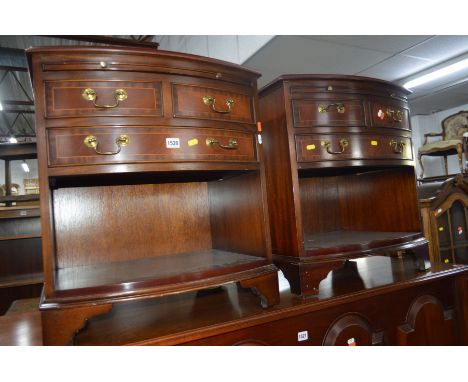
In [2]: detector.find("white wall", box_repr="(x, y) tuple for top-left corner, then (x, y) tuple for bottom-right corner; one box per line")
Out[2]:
(156, 35), (274, 65)
(412, 104), (468, 178)
(0, 158), (38, 195)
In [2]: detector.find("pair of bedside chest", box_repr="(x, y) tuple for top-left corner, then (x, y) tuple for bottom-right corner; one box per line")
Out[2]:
(27, 47), (428, 345)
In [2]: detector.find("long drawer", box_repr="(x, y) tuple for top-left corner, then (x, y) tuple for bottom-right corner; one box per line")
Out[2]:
(295, 133), (413, 162)
(47, 127), (257, 166)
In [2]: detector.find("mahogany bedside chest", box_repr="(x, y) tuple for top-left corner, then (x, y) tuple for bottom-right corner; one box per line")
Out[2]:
(259, 75), (429, 296)
(27, 46), (279, 345)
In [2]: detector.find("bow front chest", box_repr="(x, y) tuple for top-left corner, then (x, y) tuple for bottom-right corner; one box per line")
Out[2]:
(258, 75), (429, 296)
(27, 46), (279, 345)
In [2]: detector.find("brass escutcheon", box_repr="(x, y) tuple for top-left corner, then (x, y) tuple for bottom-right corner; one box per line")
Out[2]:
(82, 88), (97, 101)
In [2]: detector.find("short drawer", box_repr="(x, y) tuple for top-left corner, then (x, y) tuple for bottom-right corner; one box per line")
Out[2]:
(44, 80), (163, 118)
(172, 83), (255, 124)
(292, 97), (365, 127)
(47, 127), (256, 166)
(295, 134), (413, 162)
(370, 102), (410, 130)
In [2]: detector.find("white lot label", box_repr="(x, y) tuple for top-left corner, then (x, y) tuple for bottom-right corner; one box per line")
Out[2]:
(297, 330), (308, 342)
(166, 137), (180, 148)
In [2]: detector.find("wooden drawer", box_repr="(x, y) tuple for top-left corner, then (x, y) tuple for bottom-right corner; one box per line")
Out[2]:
(291, 97), (365, 127)
(172, 83), (255, 124)
(295, 134), (413, 162)
(44, 80), (163, 118)
(47, 127), (256, 166)
(370, 101), (410, 130)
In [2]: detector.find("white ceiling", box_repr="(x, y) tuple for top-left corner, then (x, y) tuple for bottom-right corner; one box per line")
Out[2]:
(243, 35), (468, 115)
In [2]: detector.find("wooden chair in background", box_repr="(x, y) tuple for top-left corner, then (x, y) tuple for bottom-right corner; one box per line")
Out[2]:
(418, 110), (468, 178)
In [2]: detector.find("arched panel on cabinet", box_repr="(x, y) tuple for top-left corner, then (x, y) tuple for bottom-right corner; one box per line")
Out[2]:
(397, 294), (455, 345)
(322, 313), (383, 346)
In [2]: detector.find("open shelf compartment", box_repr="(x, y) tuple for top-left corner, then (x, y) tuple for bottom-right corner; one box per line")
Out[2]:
(48, 169), (272, 302)
(298, 166), (422, 257)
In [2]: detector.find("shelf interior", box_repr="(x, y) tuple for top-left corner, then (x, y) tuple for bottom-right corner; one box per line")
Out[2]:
(0, 273), (43, 289)
(50, 170), (270, 295)
(55, 249), (267, 292)
(0, 236), (42, 281)
(304, 230), (421, 255)
(299, 166), (421, 254)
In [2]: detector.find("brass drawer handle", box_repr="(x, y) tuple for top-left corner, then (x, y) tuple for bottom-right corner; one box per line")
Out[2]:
(386, 108), (403, 122)
(206, 137), (238, 150)
(84, 134), (130, 155)
(318, 103), (345, 114)
(82, 88), (128, 108)
(389, 139), (406, 154)
(202, 96), (234, 114)
(321, 139), (348, 154)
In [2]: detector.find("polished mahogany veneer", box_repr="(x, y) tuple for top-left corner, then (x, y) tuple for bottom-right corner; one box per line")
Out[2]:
(2, 256), (466, 346)
(47, 127), (256, 166)
(71, 256), (468, 345)
(259, 74), (429, 296)
(44, 80), (164, 118)
(27, 46), (279, 345)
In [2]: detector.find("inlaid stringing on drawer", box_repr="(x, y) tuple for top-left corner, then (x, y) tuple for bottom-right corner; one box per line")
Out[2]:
(295, 134), (413, 162)
(172, 83), (255, 124)
(371, 102), (410, 130)
(292, 98), (365, 127)
(44, 80), (163, 118)
(47, 127), (257, 166)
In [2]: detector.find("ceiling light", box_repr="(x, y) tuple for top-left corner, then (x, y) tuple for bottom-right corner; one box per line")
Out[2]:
(0, 101), (3, 111)
(21, 160), (30, 173)
(403, 58), (468, 89)
(9, 137), (18, 143)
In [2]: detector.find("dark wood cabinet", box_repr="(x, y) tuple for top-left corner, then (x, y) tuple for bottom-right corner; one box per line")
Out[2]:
(0, 143), (42, 315)
(69, 256), (468, 346)
(27, 46), (279, 345)
(1, 256), (467, 346)
(259, 75), (429, 296)
(418, 174), (468, 264)
(0, 211), (43, 315)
